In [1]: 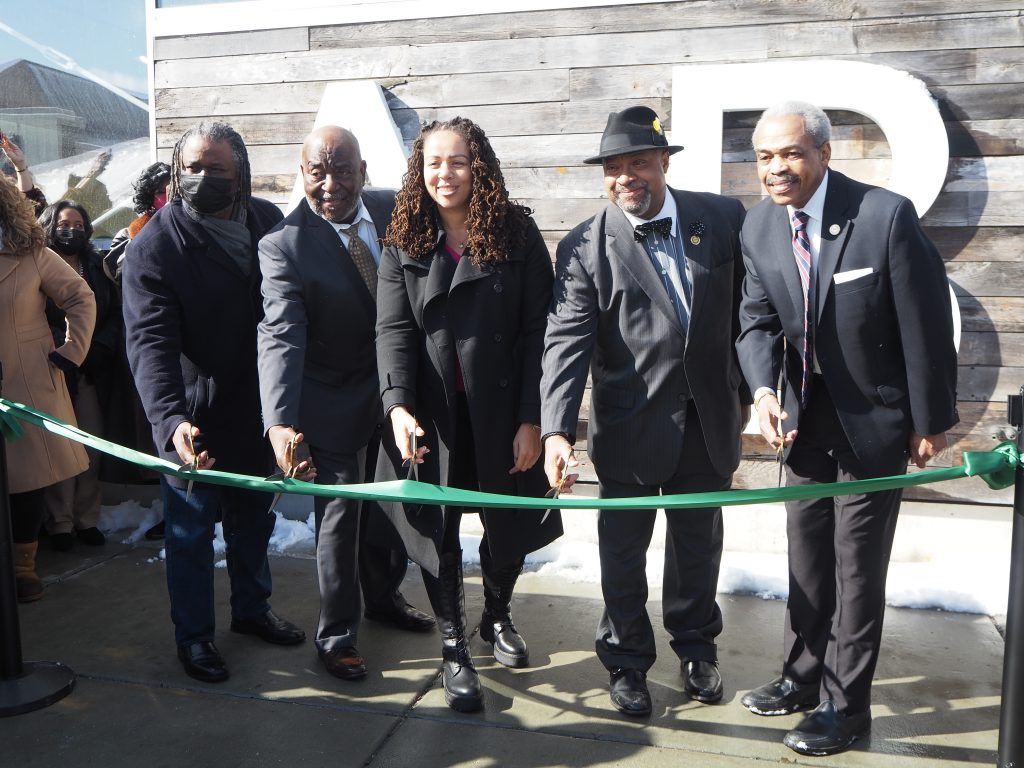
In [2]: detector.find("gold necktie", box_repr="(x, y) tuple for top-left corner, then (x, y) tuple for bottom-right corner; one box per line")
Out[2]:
(340, 224), (378, 299)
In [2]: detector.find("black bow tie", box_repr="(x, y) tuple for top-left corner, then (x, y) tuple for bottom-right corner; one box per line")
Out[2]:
(633, 217), (672, 242)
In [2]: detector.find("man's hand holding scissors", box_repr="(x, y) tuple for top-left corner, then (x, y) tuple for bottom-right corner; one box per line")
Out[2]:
(542, 434), (579, 497)
(172, 421), (214, 470)
(755, 392), (797, 452)
(268, 425), (316, 481)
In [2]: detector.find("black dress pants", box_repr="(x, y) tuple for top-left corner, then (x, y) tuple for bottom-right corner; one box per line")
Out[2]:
(359, 429), (412, 614)
(595, 401), (729, 672)
(783, 376), (904, 716)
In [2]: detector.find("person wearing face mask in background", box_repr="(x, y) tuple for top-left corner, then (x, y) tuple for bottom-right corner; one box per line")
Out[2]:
(123, 122), (305, 684)
(38, 200), (118, 551)
(104, 162), (171, 284)
(0, 177), (95, 602)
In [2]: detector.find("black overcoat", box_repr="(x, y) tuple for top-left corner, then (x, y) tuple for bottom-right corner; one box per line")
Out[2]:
(122, 198), (283, 486)
(376, 217), (562, 572)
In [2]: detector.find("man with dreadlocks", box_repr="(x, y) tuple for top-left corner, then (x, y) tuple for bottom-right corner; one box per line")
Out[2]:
(123, 121), (306, 684)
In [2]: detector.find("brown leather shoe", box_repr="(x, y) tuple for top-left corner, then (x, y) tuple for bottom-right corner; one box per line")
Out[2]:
(319, 647), (367, 680)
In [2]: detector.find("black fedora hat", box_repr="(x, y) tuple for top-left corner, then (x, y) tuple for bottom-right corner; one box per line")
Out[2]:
(584, 106), (683, 164)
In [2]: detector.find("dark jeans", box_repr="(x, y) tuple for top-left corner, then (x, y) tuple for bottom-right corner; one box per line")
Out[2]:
(162, 477), (275, 647)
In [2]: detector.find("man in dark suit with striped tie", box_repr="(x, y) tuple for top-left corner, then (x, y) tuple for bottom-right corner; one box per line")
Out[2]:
(541, 106), (749, 717)
(735, 101), (958, 756)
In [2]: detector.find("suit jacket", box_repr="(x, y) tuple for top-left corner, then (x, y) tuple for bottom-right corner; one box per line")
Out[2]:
(541, 188), (748, 485)
(376, 217), (562, 569)
(735, 170), (959, 476)
(122, 198), (283, 485)
(257, 189), (395, 452)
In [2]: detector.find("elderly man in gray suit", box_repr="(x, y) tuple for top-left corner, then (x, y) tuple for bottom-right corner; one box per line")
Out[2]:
(257, 125), (433, 683)
(541, 106), (748, 717)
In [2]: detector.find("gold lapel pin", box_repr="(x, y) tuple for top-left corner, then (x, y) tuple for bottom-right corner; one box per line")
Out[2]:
(829, 223), (841, 236)
(690, 235), (701, 246)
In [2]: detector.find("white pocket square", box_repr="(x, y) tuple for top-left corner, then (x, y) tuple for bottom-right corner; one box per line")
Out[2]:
(833, 267), (873, 285)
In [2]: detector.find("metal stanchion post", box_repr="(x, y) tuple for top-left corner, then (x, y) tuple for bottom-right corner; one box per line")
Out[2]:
(0, 362), (75, 716)
(999, 387), (1024, 767)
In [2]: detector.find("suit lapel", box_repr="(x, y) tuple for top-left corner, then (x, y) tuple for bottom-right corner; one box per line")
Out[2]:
(449, 250), (493, 294)
(419, 247), (455, 310)
(816, 172), (852, 320)
(671, 189), (710, 340)
(605, 205), (684, 337)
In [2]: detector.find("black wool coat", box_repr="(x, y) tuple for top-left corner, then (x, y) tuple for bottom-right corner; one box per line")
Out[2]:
(375, 217), (563, 572)
(122, 198), (283, 486)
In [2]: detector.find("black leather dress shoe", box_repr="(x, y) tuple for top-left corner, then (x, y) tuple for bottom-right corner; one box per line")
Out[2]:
(783, 700), (871, 756)
(364, 603), (436, 633)
(177, 641), (229, 683)
(319, 647), (367, 681)
(609, 668), (652, 716)
(230, 608), (306, 645)
(741, 675), (820, 715)
(682, 660), (723, 703)
(75, 526), (106, 546)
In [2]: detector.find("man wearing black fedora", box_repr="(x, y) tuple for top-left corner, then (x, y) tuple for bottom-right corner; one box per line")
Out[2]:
(541, 106), (749, 716)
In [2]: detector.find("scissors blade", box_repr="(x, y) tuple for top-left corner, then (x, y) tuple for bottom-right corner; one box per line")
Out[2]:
(542, 451), (576, 522)
(268, 437), (299, 513)
(402, 431), (419, 482)
(182, 432), (199, 502)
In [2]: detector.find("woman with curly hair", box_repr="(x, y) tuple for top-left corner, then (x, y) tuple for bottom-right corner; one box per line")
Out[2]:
(103, 162), (171, 284)
(377, 117), (562, 712)
(0, 178), (95, 600)
(38, 200), (120, 550)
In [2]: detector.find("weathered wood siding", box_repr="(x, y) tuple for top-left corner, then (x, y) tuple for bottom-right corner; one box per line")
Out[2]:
(152, 1), (1024, 504)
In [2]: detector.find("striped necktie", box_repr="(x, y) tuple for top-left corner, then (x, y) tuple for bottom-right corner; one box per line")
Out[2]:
(792, 210), (814, 409)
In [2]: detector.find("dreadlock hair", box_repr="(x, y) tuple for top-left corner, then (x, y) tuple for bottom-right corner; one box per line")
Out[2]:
(169, 121), (251, 217)
(132, 161), (171, 214)
(0, 175), (45, 256)
(385, 117), (532, 266)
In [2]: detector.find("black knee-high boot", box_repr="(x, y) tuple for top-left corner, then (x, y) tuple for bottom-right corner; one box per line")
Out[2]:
(425, 550), (483, 712)
(479, 546), (529, 668)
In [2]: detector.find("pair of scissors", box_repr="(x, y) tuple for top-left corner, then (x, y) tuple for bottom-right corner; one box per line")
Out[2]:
(265, 435), (301, 514)
(542, 449), (577, 523)
(178, 431), (201, 502)
(402, 430), (419, 482)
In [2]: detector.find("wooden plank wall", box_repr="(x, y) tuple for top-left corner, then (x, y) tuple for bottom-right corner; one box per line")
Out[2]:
(152, 1), (1024, 504)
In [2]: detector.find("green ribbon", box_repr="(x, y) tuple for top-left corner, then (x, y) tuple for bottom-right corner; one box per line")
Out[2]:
(1, 397), (1017, 509)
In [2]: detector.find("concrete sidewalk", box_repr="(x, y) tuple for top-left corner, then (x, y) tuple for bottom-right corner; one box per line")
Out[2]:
(2, 536), (1003, 767)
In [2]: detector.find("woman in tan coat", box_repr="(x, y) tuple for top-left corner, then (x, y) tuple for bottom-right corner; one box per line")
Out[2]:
(0, 176), (95, 601)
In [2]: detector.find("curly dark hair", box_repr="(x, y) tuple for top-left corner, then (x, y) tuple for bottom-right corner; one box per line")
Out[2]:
(38, 200), (95, 253)
(132, 161), (171, 214)
(385, 117), (532, 266)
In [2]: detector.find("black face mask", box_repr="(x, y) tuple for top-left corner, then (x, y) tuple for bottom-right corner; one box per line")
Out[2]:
(54, 229), (86, 255)
(178, 174), (237, 215)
